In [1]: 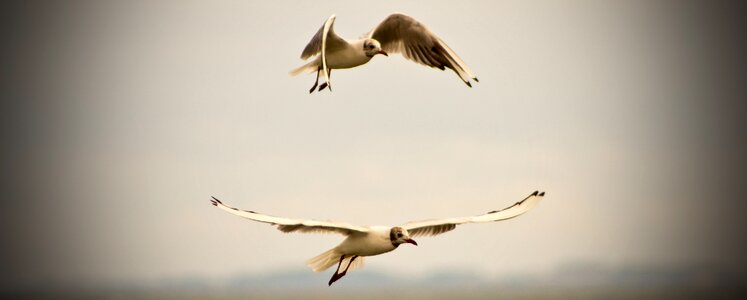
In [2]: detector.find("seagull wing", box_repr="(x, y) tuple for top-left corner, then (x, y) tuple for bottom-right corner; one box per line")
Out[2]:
(210, 197), (369, 236)
(300, 14), (348, 60)
(368, 13), (478, 87)
(402, 191), (545, 237)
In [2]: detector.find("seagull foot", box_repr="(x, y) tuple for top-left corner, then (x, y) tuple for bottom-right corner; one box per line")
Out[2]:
(328, 272), (344, 286)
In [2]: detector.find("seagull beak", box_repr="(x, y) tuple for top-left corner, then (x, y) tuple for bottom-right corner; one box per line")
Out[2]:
(405, 238), (418, 246)
(378, 50), (388, 56)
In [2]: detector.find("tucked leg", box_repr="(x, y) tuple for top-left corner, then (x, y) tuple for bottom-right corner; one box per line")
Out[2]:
(341, 255), (358, 274)
(328, 254), (357, 286)
(328, 255), (345, 286)
(309, 67), (321, 94)
(318, 69), (332, 92)
(333, 255), (345, 275)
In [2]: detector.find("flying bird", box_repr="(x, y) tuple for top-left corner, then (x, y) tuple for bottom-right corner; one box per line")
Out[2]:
(210, 191), (544, 285)
(290, 13), (479, 93)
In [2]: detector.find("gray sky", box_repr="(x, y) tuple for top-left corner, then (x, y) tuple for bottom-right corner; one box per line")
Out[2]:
(2, 0), (746, 290)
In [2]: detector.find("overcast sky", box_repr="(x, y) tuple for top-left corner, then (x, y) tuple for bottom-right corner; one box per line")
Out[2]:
(2, 0), (746, 290)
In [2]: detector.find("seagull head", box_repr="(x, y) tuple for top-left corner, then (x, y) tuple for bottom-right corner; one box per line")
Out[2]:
(390, 226), (417, 247)
(363, 39), (388, 58)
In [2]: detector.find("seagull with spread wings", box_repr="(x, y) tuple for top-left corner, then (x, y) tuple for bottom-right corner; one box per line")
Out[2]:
(210, 191), (544, 285)
(290, 13), (479, 93)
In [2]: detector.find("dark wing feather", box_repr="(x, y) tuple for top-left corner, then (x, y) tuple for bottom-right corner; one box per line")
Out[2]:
(368, 13), (477, 85)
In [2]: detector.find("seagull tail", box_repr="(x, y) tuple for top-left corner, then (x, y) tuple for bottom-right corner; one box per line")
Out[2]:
(289, 60), (318, 76)
(307, 248), (341, 272)
(306, 248), (365, 273)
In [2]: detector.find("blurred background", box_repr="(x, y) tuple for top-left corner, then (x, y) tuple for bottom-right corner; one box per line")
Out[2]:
(2, 0), (746, 299)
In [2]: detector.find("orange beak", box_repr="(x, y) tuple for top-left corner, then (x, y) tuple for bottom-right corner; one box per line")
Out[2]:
(378, 50), (388, 56)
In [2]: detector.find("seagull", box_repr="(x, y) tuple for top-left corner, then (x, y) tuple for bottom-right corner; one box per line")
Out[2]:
(210, 191), (544, 285)
(290, 13), (479, 93)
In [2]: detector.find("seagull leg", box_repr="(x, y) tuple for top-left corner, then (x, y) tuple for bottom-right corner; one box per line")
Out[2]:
(318, 69), (332, 92)
(333, 255), (345, 275)
(328, 255), (357, 286)
(309, 67), (321, 94)
(327, 69), (332, 91)
(328, 254), (346, 286)
(341, 255), (358, 274)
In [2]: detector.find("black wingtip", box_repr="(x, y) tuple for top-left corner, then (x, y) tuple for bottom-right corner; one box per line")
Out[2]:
(531, 190), (539, 196)
(465, 81), (472, 88)
(210, 196), (222, 206)
(473, 77), (479, 82)
(538, 191), (545, 197)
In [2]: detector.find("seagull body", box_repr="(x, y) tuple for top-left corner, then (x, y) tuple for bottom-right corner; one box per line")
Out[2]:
(210, 191), (544, 285)
(290, 13), (479, 93)
(334, 226), (397, 257)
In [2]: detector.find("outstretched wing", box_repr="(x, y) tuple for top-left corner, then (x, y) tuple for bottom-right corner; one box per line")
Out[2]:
(368, 13), (478, 87)
(402, 191), (545, 237)
(210, 197), (369, 236)
(300, 14), (348, 60)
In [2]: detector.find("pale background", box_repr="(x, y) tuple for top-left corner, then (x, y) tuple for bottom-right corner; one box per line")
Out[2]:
(2, 0), (746, 295)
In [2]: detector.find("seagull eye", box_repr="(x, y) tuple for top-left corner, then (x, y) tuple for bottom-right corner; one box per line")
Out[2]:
(397, 233), (403, 237)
